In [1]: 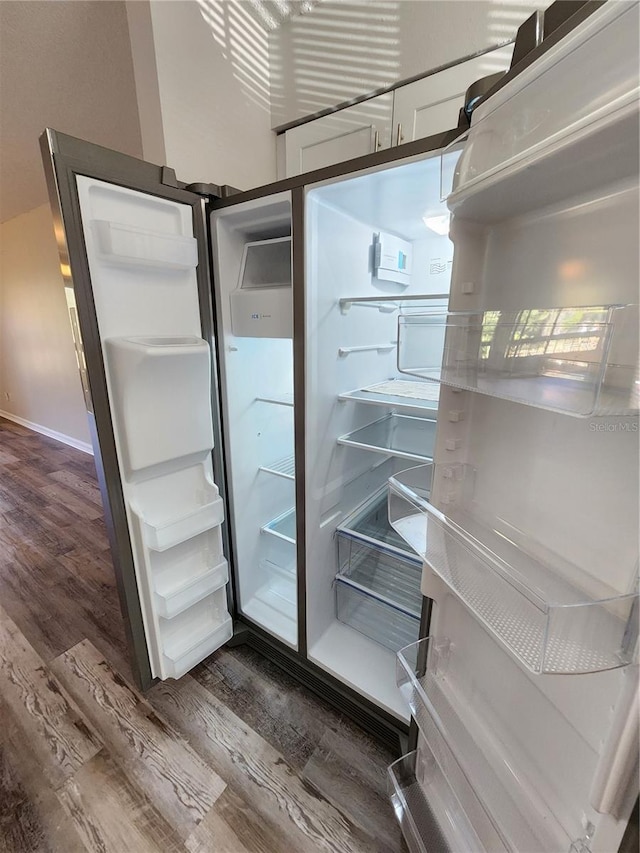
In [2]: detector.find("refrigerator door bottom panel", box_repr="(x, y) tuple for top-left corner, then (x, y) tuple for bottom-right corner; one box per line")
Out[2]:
(388, 750), (488, 853)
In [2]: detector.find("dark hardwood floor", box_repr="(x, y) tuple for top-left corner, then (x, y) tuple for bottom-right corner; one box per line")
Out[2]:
(0, 417), (405, 852)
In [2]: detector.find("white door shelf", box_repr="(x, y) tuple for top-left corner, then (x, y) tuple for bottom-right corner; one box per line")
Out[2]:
(388, 464), (433, 558)
(259, 453), (296, 480)
(160, 590), (232, 679)
(137, 495), (224, 552)
(339, 380), (439, 413)
(396, 639), (568, 852)
(419, 476), (638, 674)
(335, 579), (419, 654)
(337, 414), (437, 463)
(154, 558), (228, 619)
(162, 614), (233, 680)
(397, 305), (639, 417)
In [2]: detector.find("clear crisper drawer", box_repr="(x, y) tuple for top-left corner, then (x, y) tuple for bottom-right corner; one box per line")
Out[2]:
(337, 534), (422, 617)
(335, 579), (419, 654)
(388, 464), (433, 558)
(337, 414), (437, 462)
(338, 487), (421, 562)
(420, 470), (638, 674)
(396, 639), (568, 852)
(397, 305), (639, 417)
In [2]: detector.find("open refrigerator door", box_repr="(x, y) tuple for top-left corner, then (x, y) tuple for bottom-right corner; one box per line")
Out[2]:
(387, 3), (639, 851)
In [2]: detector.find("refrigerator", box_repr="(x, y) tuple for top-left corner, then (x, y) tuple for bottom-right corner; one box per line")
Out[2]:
(41, 1), (638, 850)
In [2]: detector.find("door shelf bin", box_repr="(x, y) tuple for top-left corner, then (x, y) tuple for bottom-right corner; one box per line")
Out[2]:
(421, 491), (638, 674)
(337, 414), (437, 463)
(396, 639), (566, 852)
(335, 578), (419, 654)
(162, 616), (233, 679)
(397, 305), (639, 417)
(388, 464), (433, 558)
(140, 496), (224, 552)
(388, 750), (485, 853)
(160, 590), (232, 679)
(154, 558), (228, 619)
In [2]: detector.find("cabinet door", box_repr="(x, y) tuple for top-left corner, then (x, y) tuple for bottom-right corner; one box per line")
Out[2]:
(391, 45), (514, 145)
(282, 92), (393, 178)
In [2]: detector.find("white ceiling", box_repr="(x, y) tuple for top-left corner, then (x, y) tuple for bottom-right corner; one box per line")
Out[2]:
(0, 0), (143, 223)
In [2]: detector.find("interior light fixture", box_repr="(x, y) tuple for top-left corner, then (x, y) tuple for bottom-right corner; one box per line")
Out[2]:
(422, 214), (451, 236)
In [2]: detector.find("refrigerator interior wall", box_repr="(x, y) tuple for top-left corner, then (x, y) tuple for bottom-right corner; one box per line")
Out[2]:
(305, 151), (456, 719)
(75, 177), (232, 680)
(211, 193), (298, 648)
(400, 6), (640, 848)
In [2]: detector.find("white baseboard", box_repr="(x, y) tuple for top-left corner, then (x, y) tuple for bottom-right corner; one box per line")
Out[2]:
(0, 410), (94, 455)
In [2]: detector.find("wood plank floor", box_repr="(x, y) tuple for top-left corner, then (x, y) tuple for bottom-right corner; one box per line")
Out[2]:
(0, 418), (405, 852)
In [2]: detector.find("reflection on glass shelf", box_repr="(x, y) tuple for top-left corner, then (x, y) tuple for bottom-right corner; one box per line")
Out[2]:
(261, 507), (296, 544)
(396, 639), (568, 852)
(418, 468), (638, 674)
(339, 293), (449, 314)
(339, 379), (439, 413)
(398, 305), (639, 417)
(388, 464), (433, 558)
(338, 414), (437, 463)
(259, 453), (295, 480)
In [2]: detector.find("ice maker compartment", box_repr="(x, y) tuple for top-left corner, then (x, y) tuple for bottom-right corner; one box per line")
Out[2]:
(230, 236), (292, 338)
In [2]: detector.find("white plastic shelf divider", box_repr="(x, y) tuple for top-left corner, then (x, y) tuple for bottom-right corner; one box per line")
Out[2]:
(397, 305), (639, 418)
(419, 476), (638, 674)
(339, 293), (449, 314)
(339, 379), (440, 413)
(388, 464), (433, 558)
(396, 639), (569, 852)
(138, 496), (225, 552)
(154, 557), (228, 619)
(337, 414), (437, 463)
(255, 393), (294, 407)
(259, 453), (295, 480)
(388, 750), (486, 853)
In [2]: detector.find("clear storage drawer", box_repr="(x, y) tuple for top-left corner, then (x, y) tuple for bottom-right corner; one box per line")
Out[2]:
(335, 580), (419, 654)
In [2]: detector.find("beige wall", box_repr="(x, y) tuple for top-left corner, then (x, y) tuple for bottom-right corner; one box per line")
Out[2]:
(0, 206), (91, 446)
(147, 0), (276, 189)
(269, 0), (549, 128)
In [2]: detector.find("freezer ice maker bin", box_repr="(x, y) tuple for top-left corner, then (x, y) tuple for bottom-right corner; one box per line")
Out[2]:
(230, 236), (292, 338)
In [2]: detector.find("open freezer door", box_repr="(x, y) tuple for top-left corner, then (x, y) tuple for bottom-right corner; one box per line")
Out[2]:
(41, 130), (233, 688)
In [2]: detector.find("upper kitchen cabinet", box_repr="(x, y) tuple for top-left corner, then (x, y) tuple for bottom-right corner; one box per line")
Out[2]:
(279, 45), (513, 178)
(281, 92), (394, 178)
(391, 44), (514, 145)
